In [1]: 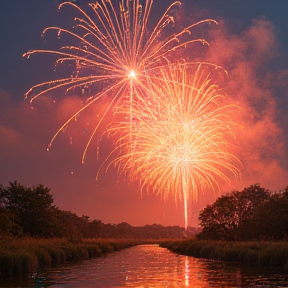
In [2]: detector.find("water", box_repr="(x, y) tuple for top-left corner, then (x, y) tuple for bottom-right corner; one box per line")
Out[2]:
(1, 244), (288, 288)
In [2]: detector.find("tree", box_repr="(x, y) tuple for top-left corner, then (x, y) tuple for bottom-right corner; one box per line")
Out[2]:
(233, 184), (271, 240)
(0, 181), (55, 237)
(0, 206), (23, 237)
(49, 209), (83, 240)
(252, 187), (288, 240)
(198, 184), (271, 241)
(198, 195), (238, 241)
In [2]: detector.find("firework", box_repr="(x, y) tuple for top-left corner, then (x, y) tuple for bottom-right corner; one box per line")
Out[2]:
(105, 63), (241, 228)
(23, 0), (217, 162)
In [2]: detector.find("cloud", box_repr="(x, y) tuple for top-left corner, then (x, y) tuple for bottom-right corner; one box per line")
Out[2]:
(0, 124), (22, 154)
(203, 18), (288, 191)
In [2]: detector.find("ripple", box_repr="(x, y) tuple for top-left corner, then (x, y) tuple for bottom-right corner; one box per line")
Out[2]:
(2, 244), (288, 288)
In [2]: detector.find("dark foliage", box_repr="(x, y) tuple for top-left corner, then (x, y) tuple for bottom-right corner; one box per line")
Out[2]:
(198, 184), (288, 241)
(0, 181), (188, 239)
(0, 181), (55, 237)
(160, 240), (288, 268)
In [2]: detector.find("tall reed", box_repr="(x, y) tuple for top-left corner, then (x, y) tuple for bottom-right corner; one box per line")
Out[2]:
(160, 240), (288, 268)
(0, 237), (138, 275)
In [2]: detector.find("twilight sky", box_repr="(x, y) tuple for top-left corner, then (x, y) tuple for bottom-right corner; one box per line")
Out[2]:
(1, 0), (288, 227)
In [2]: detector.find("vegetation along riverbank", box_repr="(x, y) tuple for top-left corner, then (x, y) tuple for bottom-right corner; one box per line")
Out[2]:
(0, 182), (187, 276)
(161, 184), (288, 269)
(1, 181), (288, 274)
(160, 240), (288, 269)
(0, 237), (145, 276)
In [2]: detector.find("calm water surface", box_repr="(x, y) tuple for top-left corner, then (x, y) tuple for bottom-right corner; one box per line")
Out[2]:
(1, 244), (288, 288)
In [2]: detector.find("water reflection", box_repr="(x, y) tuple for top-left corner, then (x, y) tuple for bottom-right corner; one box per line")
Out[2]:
(43, 245), (288, 288)
(1, 244), (288, 287)
(45, 245), (216, 287)
(185, 256), (189, 287)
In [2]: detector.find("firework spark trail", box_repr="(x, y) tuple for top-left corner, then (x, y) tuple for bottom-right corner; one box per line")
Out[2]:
(23, 0), (217, 162)
(105, 63), (241, 228)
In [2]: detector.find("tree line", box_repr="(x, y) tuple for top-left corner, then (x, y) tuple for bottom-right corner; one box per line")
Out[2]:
(197, 184), (288, 241)
(0, 181), (188, 240)
(2, 181), (287, 242)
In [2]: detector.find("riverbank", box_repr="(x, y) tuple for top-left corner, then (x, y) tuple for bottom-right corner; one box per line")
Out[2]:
(0, 237), (150, 275)
(160, 239), (288, 268)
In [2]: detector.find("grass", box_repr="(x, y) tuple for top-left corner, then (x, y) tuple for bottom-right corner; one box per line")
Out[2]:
(160, 239), (288, 269)
(0, 237), (143, 275)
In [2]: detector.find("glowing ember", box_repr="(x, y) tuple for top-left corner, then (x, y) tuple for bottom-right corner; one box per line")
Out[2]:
(129, 70), (136, 79)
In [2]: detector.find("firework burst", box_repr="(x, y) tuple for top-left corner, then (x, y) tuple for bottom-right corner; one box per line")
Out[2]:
(105, 63), (241, 228)
(23, 0), (217, 162)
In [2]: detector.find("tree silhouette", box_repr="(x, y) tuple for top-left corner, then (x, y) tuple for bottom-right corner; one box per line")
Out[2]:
(0, 181), (55, 237)
(198, 184), (272, 241)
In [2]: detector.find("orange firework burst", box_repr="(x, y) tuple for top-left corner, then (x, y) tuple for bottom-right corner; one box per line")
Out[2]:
(105, 63), (241, 228)
(23, 0), (217, 162)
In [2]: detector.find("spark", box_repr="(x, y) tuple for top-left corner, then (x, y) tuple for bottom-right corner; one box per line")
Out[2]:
(129, 70), (136, 79)
(104, 63), (241, 229)
(23, 0), (217, 163)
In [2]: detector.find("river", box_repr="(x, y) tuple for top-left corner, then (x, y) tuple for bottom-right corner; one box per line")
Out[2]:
(1, 244), (288, 287)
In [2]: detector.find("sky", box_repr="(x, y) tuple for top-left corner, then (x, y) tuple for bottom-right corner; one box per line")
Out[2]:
(1, 0), (288, 227)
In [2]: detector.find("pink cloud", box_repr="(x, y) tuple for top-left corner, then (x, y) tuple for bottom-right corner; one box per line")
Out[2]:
(0, 124), (22, 154)
(202, 18), (288, 191)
